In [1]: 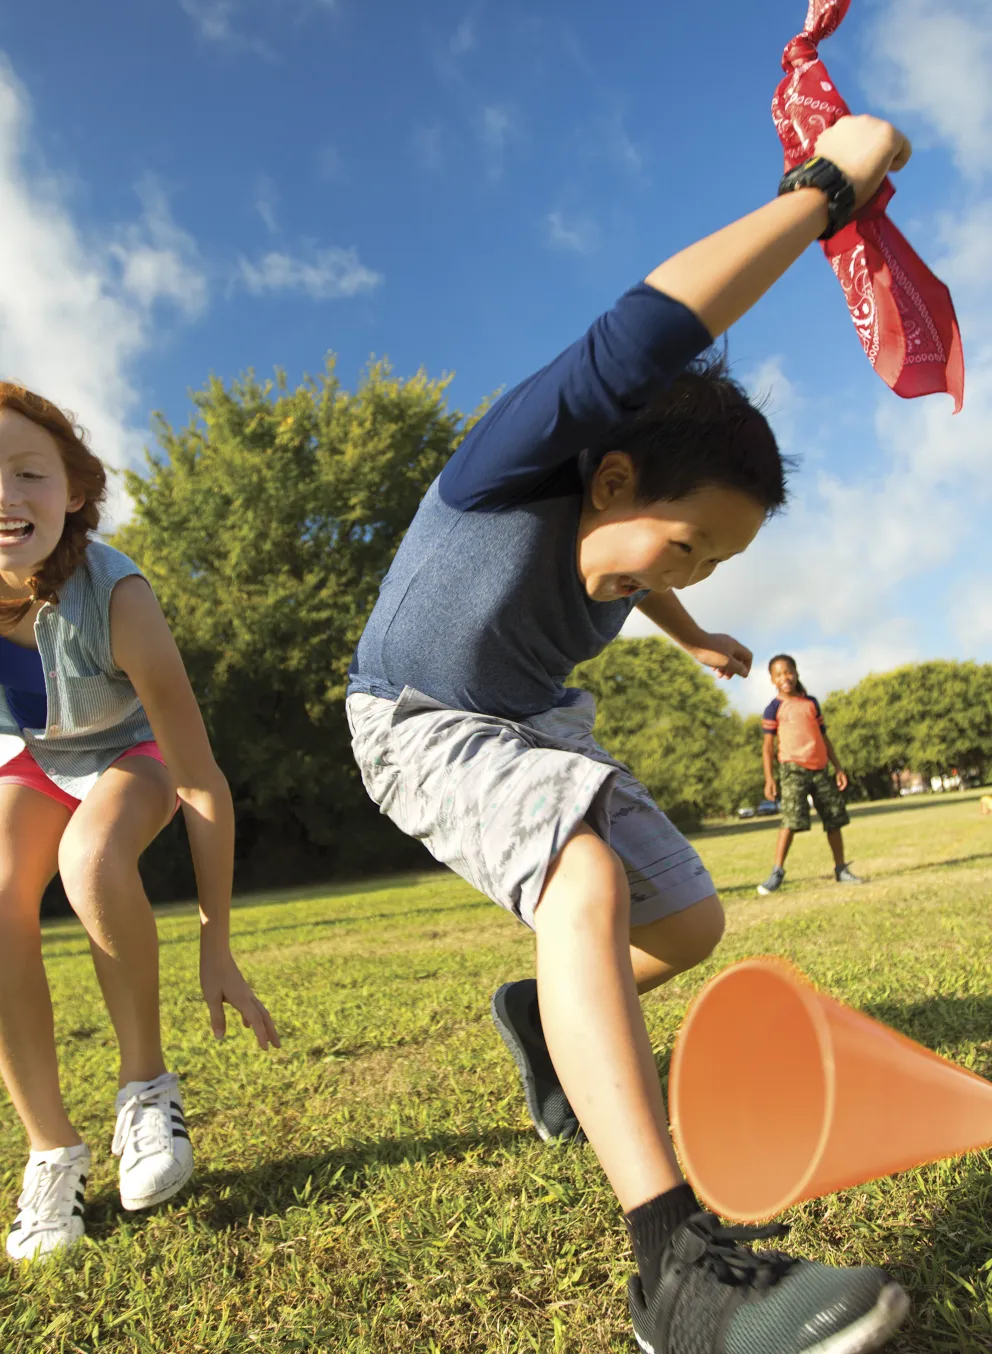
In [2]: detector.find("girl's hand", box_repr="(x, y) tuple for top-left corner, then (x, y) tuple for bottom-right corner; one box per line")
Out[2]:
(688, 633), (753, 680)
(835, 769), (849, 793)
(199, 948), (281, 1051)
(764, 778), (778, 802)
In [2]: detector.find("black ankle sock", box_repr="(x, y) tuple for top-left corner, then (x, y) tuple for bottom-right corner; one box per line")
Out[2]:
(624, 1183), (699, 1294)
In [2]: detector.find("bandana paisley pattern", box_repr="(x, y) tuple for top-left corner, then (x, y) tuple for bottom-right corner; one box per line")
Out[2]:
(772, 0), (965, 411)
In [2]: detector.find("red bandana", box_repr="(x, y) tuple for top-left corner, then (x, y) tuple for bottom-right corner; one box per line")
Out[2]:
(772, 0), (965, 411)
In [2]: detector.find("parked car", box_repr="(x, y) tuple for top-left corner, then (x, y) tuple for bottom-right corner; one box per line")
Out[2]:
(737, 800), (780, 818)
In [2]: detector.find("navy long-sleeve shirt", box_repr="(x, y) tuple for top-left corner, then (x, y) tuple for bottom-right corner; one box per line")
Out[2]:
(348, 284), (712, 718)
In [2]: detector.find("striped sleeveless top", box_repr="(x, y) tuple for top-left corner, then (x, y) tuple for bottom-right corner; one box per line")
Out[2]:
(0, 542), (156, 798)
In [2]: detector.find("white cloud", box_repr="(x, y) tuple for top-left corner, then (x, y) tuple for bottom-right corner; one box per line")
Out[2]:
(544, 210), (600, 255)
(953, 578), (992, 654)
(110, 178), (208, 318)
(254, 174), (278, 234)
(0, 56), (208, 524)
(237, 246), (382, 300)
(601, 110), (643, 178)
(866, 0), (992, 178)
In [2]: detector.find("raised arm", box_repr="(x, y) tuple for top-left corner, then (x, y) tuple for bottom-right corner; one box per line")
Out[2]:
(636, 591), (752, 680)
(646, 115), (911, 338)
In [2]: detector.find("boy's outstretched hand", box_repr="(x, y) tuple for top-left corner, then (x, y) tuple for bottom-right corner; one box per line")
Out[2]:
(687, 633), (753, 680)
(813, 115), (912, 209)
(200, 948), (281, 1051)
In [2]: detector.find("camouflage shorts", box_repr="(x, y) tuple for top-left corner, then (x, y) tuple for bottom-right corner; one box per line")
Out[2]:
(778, 763), (849, 834)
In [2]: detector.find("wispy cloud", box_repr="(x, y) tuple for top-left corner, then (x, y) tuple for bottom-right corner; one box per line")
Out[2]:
(866, 0), (992, 178)
(315, 143), (342, 181)
(0, 55), (208, 522)
(412, 122), (445, 173)
(110, 178), (208, 319)
(449, 11), (477, 59)
(237, 246), (382, 300)
(179, 0), (339, 58)
(479, 104), (520, 183)
(254, 174), (278, 234)
(544, 210), (600, 255)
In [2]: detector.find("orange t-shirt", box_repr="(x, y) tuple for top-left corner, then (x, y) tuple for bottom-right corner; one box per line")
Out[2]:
(762, 695), (828, 771)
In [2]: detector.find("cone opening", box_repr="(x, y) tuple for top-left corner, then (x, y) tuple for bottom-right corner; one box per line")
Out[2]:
(670, 959), (835, 1221)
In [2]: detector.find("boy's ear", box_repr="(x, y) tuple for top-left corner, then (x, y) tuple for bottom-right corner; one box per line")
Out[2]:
(589, 451), (637, 510)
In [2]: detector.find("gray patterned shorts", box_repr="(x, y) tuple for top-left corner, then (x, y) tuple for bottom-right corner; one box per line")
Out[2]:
(346, 686), (715, 931)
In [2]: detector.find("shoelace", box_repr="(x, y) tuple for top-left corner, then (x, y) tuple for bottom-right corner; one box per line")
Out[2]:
(16, 1158), (83, 1233)
(112, 1073), (180, 1162)
(679, 1214), (796, 1292)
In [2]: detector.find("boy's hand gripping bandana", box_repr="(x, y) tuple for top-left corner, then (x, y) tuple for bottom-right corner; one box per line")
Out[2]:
(772, 0), (965, 411)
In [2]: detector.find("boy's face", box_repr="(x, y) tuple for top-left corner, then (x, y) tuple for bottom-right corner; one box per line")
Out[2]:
(770, 660), (799, 695)
(577, 452), (765, 602)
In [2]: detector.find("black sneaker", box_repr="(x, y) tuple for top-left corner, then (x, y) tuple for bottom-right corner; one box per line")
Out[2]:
(491, 980), (584, 1142)
(629, 1212), (909, 1354)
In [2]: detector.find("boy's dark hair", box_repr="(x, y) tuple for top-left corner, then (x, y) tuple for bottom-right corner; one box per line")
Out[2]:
(590, 349), (789, 512)
(768, 653), (808, 697)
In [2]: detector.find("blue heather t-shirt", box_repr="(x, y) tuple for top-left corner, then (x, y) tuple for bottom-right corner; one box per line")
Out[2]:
(347, 283), (712, 720)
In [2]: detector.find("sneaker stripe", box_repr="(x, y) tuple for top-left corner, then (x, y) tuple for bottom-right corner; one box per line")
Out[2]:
(172, 1127), (191, 1142)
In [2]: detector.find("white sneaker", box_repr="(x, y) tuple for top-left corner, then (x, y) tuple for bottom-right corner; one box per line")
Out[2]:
(113, 1072), (194, 1211)
(6, 1144), (90, 1262)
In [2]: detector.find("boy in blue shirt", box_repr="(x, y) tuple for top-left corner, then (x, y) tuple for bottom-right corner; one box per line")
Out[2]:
(348, 114), (912, 1354)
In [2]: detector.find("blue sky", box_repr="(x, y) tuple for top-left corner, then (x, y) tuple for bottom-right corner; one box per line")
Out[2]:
(0, 0), (989, 712)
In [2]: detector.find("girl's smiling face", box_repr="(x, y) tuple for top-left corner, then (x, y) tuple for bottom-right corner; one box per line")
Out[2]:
(770, 658), (799, 697)
(0, 410), (84, 587)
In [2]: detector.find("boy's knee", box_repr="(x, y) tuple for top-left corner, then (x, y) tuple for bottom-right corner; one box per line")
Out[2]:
(679, 893), (725, 966)
(534, 823), (630, 934)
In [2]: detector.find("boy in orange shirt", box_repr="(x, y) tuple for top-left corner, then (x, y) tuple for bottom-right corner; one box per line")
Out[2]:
(758, 653), (861, 894)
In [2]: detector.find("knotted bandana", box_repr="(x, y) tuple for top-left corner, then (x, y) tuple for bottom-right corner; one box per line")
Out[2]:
(772, 0), (964, 410)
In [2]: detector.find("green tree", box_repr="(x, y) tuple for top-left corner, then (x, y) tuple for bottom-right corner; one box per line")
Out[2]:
(571, 637), (754, 827)
(112, 360), (489, 895)
(824, 660), (992, 798)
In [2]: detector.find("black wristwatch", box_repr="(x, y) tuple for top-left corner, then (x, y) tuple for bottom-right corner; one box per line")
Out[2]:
(777, 156), (857, 240)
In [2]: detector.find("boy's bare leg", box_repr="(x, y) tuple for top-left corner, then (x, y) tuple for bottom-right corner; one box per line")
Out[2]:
(773, 826), (795, 868)
(629, 894), (725, 995)
(533, 822), (685, 1211)
(826, 828), (846, 869)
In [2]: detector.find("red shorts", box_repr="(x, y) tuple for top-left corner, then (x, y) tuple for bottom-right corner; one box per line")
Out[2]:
(0, 741), (172, 814)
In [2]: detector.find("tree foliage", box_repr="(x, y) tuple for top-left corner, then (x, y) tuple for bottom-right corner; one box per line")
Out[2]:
(112, 360), (488, 894)
(823, 660), (992, 798)
(571, 638), (759, 827)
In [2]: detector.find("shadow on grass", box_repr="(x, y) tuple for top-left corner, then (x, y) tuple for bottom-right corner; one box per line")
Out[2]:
(81, 1126), (530, 1235)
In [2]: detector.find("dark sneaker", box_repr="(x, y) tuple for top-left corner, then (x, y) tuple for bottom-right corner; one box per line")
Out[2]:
(491, 980), (584, 1142)
(757, 866), (785, 896)
(629, 1212), (909, 1354)
(835, 864), (864, 885)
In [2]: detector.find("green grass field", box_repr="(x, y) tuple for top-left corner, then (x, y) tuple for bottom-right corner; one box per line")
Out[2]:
(2, 790), (991, 1353)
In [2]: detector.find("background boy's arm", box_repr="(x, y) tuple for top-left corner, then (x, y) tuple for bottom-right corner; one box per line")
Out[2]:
(763, 733), (778, 802)
(636, 589), (752, 679)
(110, 576), (280, 1051)
(645, 115), (911, 338)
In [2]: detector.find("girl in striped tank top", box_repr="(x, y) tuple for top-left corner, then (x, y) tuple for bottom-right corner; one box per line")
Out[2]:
(0, 385), (279, 1262)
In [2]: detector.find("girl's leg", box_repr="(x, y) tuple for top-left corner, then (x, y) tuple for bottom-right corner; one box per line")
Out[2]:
(826, 828), (845, 869)
(57, 756), (176, 1089)
(0, 786), (77, 1150)
(773, 826), (795, 868)
(533, 822), (684, 1211)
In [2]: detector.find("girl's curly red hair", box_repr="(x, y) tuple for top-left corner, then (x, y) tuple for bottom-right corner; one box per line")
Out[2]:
(0, 384), (107, 632)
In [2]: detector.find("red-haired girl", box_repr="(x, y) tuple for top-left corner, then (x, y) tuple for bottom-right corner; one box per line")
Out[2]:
(0, 384), (279, 1261)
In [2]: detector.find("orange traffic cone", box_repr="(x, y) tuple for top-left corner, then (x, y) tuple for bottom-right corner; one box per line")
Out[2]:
(669, 957), (992, 1222)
